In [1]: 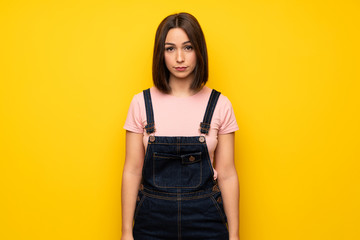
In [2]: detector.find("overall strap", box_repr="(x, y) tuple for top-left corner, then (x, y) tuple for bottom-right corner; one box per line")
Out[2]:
(143, 88), (155, 134)
(200, 89), (221, 134)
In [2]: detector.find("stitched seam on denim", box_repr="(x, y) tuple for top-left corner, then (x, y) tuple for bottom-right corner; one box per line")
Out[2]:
(178, 199), (181, 240)
(146, 90), (152, 124)
(204, 94), (215, 123)
(201, 90), (220, 135)
(207, 92), (219, 125)
(143, 89), (155, 134)
(149, 90), (155, 133)
(210, 195), (228, 228)
(144, 90), (151, 125)
(154, 155), (178, 159)
(151, 143), (205, 145)
(154, 152), (201, 158)
(142, 186), (207, 195)
(152, 153), (156, 188)
(144, 90), (151, 132)
(153, 160), (202, 189)
(145, 125), (155, 130)
(153, 155), (201, 163)
(182, 159), (201, 164)
(202, 90), (214, 125)
(206, 90), (218, 123)
(143, 90), (147, 124)
(141, 191), (217, 200)
(205, 91), (220, 125)
(177, 137), (180, 155)
(134, 195), (146, 221)
(203, 89), (215, 123)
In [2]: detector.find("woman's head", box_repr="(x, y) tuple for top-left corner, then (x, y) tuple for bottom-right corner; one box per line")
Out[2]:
(152, 12), (208, 93)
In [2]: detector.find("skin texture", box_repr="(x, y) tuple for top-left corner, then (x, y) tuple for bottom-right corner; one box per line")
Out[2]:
(215, 133), (239, 240)
(164, 28), (199, 97)
(121, 131), (144, 240)
(121, 28), (239, 240)
(164, 27), (197, 93)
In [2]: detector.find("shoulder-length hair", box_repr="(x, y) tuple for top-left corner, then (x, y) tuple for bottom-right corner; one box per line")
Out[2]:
(152, 12), (208, 93)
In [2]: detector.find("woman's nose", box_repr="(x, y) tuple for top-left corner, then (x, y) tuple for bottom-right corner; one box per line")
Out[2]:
(176, 50), (184, 63)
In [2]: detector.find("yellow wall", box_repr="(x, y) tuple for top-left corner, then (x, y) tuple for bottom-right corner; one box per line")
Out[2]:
(1, 0), (359, 239)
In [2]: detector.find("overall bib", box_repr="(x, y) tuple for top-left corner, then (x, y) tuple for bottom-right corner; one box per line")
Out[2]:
(133, 88), (229, 240)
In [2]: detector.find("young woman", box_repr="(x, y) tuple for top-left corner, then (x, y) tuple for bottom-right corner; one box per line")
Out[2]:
(121, 12), (239, 240)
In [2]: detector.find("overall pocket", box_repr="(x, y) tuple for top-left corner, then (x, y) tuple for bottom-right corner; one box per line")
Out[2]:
(153, 152), (202, 188)
(134, 191), (146, 221)
(210, 192), (228, 230)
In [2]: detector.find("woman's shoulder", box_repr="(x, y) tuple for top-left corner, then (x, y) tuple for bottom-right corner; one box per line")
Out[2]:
(218, 92), (233, 107)
(206, 87), (233, 109)
(211, 89), (239, 134)
(130, 87), (153, 102)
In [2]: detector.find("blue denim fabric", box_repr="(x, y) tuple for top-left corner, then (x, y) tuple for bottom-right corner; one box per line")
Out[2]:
(133, 89), (228, 240)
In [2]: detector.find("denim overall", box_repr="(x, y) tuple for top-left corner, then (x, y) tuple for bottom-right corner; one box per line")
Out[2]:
(133, 88), (229, 240)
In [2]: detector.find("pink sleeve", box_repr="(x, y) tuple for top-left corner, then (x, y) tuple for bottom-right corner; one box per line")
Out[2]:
(123, 94), (144, 133)
(218, 96), (239, 134)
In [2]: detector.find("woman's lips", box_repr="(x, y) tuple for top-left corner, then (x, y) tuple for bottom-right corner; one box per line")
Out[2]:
(175, 67), (187, 71)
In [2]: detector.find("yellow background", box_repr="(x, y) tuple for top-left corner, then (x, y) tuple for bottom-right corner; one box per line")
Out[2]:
(1, 0), (359, 239)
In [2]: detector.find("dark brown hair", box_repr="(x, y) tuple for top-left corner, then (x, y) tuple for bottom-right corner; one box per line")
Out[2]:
(152, 12), (208, 93)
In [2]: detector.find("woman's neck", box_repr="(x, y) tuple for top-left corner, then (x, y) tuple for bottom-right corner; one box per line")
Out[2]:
(168, 75), (199, 97)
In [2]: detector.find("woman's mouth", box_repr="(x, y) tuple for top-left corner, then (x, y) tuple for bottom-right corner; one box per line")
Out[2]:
(175, 67), (187, 71)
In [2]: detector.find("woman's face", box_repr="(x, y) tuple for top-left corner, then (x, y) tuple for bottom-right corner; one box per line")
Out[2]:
(164, 28), (197, 82)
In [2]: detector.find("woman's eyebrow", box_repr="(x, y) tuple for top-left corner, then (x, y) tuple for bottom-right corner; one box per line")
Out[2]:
(165, 41), (192, 45)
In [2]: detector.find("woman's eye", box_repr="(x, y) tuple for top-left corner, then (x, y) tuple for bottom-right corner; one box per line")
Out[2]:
(165, 47), (174, 52)
(184, 45), (193, 51)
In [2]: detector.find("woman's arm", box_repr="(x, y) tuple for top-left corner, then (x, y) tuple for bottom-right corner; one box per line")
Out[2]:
(121, 131), (145, 239)
(215, 132), (239, 240)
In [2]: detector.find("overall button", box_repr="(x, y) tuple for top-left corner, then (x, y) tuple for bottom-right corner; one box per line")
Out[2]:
(149, 135), (155, 142)
(199, 136), (205, 142)
(189, 156), (195, 162)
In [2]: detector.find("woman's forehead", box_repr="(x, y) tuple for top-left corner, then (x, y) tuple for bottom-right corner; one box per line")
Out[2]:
(165, 28), (190, 43)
